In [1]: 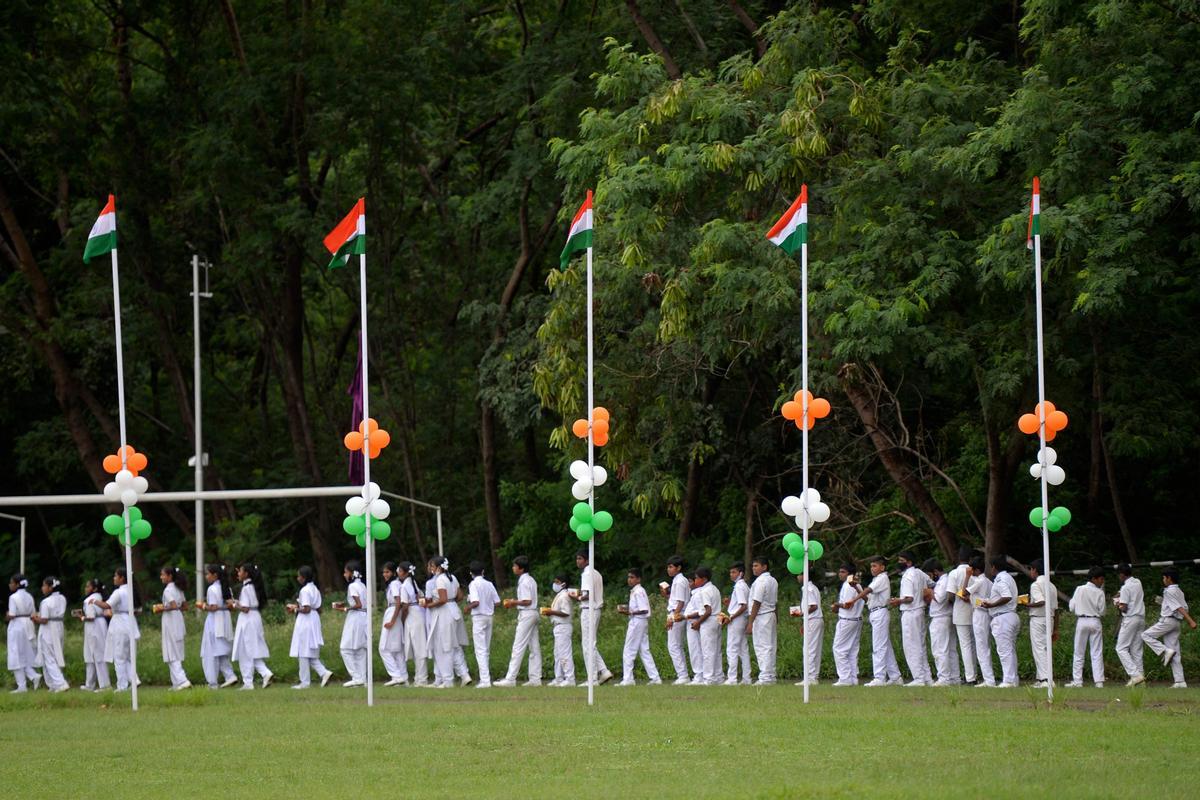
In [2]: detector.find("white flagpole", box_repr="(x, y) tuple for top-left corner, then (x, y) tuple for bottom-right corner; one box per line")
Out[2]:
(800, 208), (810, 706)
(110, 243), (138, 712)
(1031, 181), (1053, 704)
(358, 209), (374, 708)
(585, 237), (596, 708)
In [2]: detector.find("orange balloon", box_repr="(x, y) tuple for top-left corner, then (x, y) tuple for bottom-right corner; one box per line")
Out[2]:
(120, 444), (136, 459)
(572, 419), (589, 438)
(810, 397), (831, 419)
(1034, 400), (1056, 417)
(372, 429), (391, 448)
(344, 431), (364, 451)
(1045, 428), (1057, 442)
(128, 452), (148, 472)
(368, 443), (382, 459)
(358, 417), (379, 435)
(1018, 414), (1039, 435)
(103, 454), (121, 474)
(794, 389), (813, 406)
(781, 400), (801, 420)
(1048, 410), (1068, 431)
(592, 407), (610, 423)
(594, 431), (609, 447)
(592, 419), (610, 437)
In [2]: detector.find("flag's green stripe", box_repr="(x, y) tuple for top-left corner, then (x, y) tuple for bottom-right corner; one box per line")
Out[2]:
(82, 230), (117, 264)
(326, 232), (366, 270)
(559, 228), (592, 268)
(775, 223), (806, 255)
(1031, 213), (1040, 237)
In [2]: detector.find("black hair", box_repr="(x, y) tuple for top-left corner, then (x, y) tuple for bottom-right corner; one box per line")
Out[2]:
(957, 546), (975, 563)
(42, 575), (62, 591)
(469, 560), (486, 577)
(922, 559), (943, 574)
(1030, 559), (1044, 573)
(627, 567), (642, 579)
(898, 550), (917, 565)
(382, 560), (399, 575)
(114, 566), (141, 607)
(297, 565), (319, 592)
(239, 562), (268, 605)
(666, 555), (685, 569)
(344, 560), (365, 583)
(575, 548), (590, 562)
(839, 561), (857, 574)
(85, 577), (107, 597)
(1117, 563), (1132, 577)
(969, 555), (986, 572)
(730, 561), (745, 574)
(1163, 568), (1181, 583)
(1087, 566), (1105, 580)
(695, 566), (712, 581)
(161, 565), (188, 593)
(9, 573), (28, 590)
(868, 555), (886, 567)
(205, 564), (234, 602)
(553, 572), (569, 584)
(751, 555), (770, 568)
(989, 555), (1008, 572)
(512, 555), (530, 573)
(396, 561), (419, 599)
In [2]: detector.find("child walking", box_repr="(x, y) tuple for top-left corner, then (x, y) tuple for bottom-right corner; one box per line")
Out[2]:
(496, 555), (542, 687)
(79, 577), (111, 691)
(830, 563), (863, 686)
(722, 562), (751, 685)
(544, 572), (576, 687)
(466, 561), (501, 688)
(857, 556), (901, 687)
(1065, 566), (1106, 688)
(32, 577), (69, 692)
(7, 574), (40, 692)
(231, 563), (273, 690)
(95, 567), (140, 691)
(421, 555), (457, 688)
(198, 564), (237, 689)
(156, 566), (191, 691)
(287, 565), (331, 689)
(662, 555), (691, 684)
(398, 562), (428, 686)
(617, 568), (660, 685)
(334, 560), (368, 687)
(1141, 568), (1197, 688)
(380, 562), (406, 686)
(966, 555), (996, 687)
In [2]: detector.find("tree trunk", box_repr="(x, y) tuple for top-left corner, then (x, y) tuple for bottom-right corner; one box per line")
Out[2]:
(743, 475), (764, 567)
(1092, 334), (1137, 561)
(480, 403), (506, 584)
(725, 0), (767, 57)
(982, 418), (1026, 560)
(626, 1), (682, 79)
(676, 456), (702, 552)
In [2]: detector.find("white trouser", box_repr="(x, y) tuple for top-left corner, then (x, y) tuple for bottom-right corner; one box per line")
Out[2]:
(381, 650), (406, 680)
(85, 661), (111, 690)
(472, 615), (494, 685)
(929, 615), (959, 683)
(1072, 617), (1104, 684)
(699, 620), (723, 684)
(1029, 616), (1052, 681)
(803, 616), (824, 681)
(11, 666), (39, 690)
(202, 654), (235, 687)
(504, 614), (541, 682)
(40, 657), (67, 690)
(297, 656), (330, 686)
(622, 618), (660, 683)
(167, 660), (188, 688)
(868, 608), (901, 682)
(580, 607), (609, 681)
(667, 618), (689, 680)
(686, 624), (703, 677)
(552, 623), (575, 684)
(341, 647), (367, 683)
(1142, 617), (1184, 683)
(752, 613), (777, 683)
(1116, 616), (1145, 678)
(453, 644), (471, 681)
(239, 657), (271, 686)
(973, 615), (995, 684)
(430, 646), (455, 685)
(990, 612), (1020, 685)
(725, 619), (751, 683)
(114, 658), (138, 690)
(832, 617), (862, 684)
(901, 609), (931, 683)
(955, 623), (978, 682)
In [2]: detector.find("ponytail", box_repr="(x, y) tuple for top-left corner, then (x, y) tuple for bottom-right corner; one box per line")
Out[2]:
(206, 564), (233, 602)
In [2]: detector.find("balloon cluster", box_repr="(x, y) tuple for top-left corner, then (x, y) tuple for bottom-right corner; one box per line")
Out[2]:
(344, 418), (391, 459)
(103, 506), (152, 546)
(1028, 506), (1072, 532)
(1019, 402), (1071, 532)
(781, 390), (830, 430)
(1018, 401), (1069, 441)
(99, 446), (152, 546)
(568, 502), (613, 543)
(1028, 446), (1065, 486)
(569, 459), (608, 500)
(779, 490), (827, 574)
(343, 481), (392, 548)
(781, 532), (824, 576)
(571, 406), (611, 447)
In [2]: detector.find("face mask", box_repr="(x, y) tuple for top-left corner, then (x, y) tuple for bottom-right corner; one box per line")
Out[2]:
(553, 582), (565, 593)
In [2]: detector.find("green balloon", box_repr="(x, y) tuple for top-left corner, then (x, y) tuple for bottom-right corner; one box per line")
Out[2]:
(592, 510), (613, 533)
(786, 540), (806, 559)
(572, 502), (593, 523)
(131, 519), (152, 541)
(569, 516), (580, 532)
(355, 532), (367, 548)
(103, 515), (124, 536)
(576, 528), (593, 543)
(1051, 506), (1072, 526)
(1028, 507), (1045, 528)
(807, 540), (824, 561)
(372, 520), (392, 541)
(1046, 515), (1063, 533)
(127, 506), (142, 522)
(786, 556), (804, 575)
(344, 515), (366, 536)
(781, 532), (802, 551)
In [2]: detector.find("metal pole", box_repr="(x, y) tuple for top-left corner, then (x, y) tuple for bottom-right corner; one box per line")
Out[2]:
(192, 254), (205, 604)
(799, 187), (810, 705)
(435, 505), (444, 556)
(358, 211), (374, 707)
(0, 486), (370, 507)
(585, 238), (595, 707)
(1031, 178), (1053, 704)
(110, 244), (137, 712)
(0, 514), (25, 573)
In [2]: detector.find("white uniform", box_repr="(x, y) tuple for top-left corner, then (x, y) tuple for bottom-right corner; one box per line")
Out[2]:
(200, 581), (235, 687)
(899, 565), (932, 685)
(1028, 575), (1057, 683)
(929, 573), (960, 684)
(621, 583), (660, 684)
(425, 573), (457, 686)
(684, 591), (703, 678)
(800, 581), (824, 683)
(749, 570), (779, 684)
(968, 574), (995, 685)
(1142, 584), (1189, 685)
(988, 571), (1020, 686)
(469, 575), (500, 686)
(339, 578), (368, 683)
(35, 592), (68, 690)
(103, 584), (140, 690)
(666, 572), (691, 682)
(400, 577), (428, 685)
(160, 582), (189, 688)
(232, 582), (272, 687)
(865, 572), (901, 684)
(946, 562), (977, 682)
(82, 590), (111, 690)
(724, 577), (751, 684)
(379, 579), (406, 681)
(833, 578), (863, 685)
(579, 565), (610, 683)
(1068, 581), (1106, 685)
(446, 575), (472, 683)
(1115, 577), (1145, 680)
(502, 572), (542, 683)
(6, 587), (38, 690)
(550, 587), (576, 685)
(696, 581), (723, 684)
(289, 582), (329, 687)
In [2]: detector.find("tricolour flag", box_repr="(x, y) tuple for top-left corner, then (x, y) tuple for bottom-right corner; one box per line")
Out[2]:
(323, 198), (366, 270)
(766, 185), (807, 255)
(82, 194), (117, 264)
(559, 190), (593, 268)
(1027, 176), (1040, 250)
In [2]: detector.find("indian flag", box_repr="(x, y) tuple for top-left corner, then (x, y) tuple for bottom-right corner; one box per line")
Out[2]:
(766, 185), (807, 255)
(323, 198), (366, 270)
(559, 190), (593, 268)
(82, 194), (117, 264)
(1027, 177), (1040, 250)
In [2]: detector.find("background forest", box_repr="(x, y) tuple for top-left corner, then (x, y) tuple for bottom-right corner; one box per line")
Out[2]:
(2, 0), (1197, 596)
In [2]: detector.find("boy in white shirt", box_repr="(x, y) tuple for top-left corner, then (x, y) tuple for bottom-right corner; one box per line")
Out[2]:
(465, 561), (501, 688)
(572, 550), (614, 685)
(854, 556), (901, 687)
(1114, 563), (1145, 686)
(830, 562), (864, 686)
(543, 573), (576, 687)
(978, 556), (1020, 688)
(1026, 559), (1059, 688)
(946, 547), (978, 684)
(925, 559), (961, 686)
(745, 556), (779, 685)
(966, 556), (996, 687)
(792, 572), (823, 686)
(1065, 566), (1106, 688)
(1141, 568), (1197, 688)
(682, 576), (704, 680)
(661, 555), (692, 684)
(495, 555), (542, 687)
(617, 569), (661, 685)
(722, 562), (751, 685)
(688, 567), (723, 685)
(890, 551), (932, 686)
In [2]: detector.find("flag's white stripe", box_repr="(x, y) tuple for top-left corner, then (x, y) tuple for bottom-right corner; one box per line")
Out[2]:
(768, 205), (805, 246)
(1032, 194), (1040, 215)
(567, 208), (593, 239)
(357, 214), (366, 236)
(88, 211), (116, 239)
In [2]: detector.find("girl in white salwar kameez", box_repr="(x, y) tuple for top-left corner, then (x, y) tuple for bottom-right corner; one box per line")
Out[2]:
(94, 567), (140, 691)
(287, 566), (331, 689)
(446, 571), (473, 686)
(7, 574), (39, 693)
(380, 562), (407, 686)
(156, 566), (191, 690)
(198, 564), (237, 688)
(231, 563), (273, 690)
(32, 577), (69, 692)
(334, 560), (368, 687)
(79, 578), (110, 691)
(422, 556), (457, 688)
(398, 562), (428, 686)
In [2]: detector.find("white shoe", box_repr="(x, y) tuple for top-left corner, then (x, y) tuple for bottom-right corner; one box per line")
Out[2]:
(546, 680), (561, 687)
(598, 670), (614, 685)
(1032, 680), (1050, 688)
(237, 684), (254, 691)
(1063, 681), (1083, 688)
(79, 685), (96, 692)
(724, 679), (739, 686)
(997, 682), (1019, 688)
(1171, 682), (1188, 689)
(494, 679), (516, 688)
(975, 682), (997, 688)
(291, 684), (309, 690)
(522, 680), (542, 687)
(261, 673), (274, 688)
(343, 679), (363, 688)
(171, 681), (192, 692)
(1128, 675), (1146, 687)
(1162, 648), (1176, 666)
(460, 676), (473, 687)
(886, 677), (904, 686)
(648, 679), (663, 685)
(932, 680), (953, 687)
(50, 685), (69, 693)
(864, 679), (886, 687)
(10, 688), (27, 694)
(475, 682), (491, 689)
(831, 680), (850, 687)
(617, 681), (635, 687)
(673, 677), (690, 685)
(320, 672), (333, 688)
(753, 680), (775, 686)
(221, 676), (239, 688)
(1094, 683), (1104, 689)
(905, 679), (931, 687)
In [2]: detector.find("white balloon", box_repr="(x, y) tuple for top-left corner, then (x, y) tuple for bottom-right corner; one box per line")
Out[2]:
(572, 480), (592, 501)
(781, 495), (803, 517)
(369, 499), (391, 520)
(103, 482), (122, 502)
(116, 469), (134, 488)
(1039, 446), (1057, 466)
(795, 510), (811, 530)
(1029, 463), (1042, 479)
(132, 476), (149, 495)
(346, 496), (367, 516)
(120, 489), (138, 507)
(592, 465), (608, 487)
(365, 481), (381, 501)
(811, 502), (831, 523)
(802, 487), (821, 506)
(569, 460), (590, 480)
(1046, 465), (1066, 486)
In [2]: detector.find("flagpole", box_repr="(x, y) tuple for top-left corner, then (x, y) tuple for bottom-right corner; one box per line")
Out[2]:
(800, 201), (810, 706)
(1031, 178), (1053, 704)
(585, 236), (596, 708)
(358, 210), (374, 708)
(110, 243), (138, 712)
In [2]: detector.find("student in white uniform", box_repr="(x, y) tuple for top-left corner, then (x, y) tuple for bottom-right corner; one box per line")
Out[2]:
(6, 574), (39, 693)
(831, 563), (864, 686)
(746, 556), (779, 685)
(890, 551), (932, 686)
(544, 572), (576, 687)
(1026, 559), (1058, 688)
(398, 562), (428, 686)
(496, 555), (542, 687)
(155, 566), (191, 691)
(95, 567), (140, 691)
(287, 565), (331, 689)
(79, 577), (111, 691)
(1141, 568), (1197, 688)
(692, 567), (724, 685)
(966, 556), (996, 687)
(445, 571), (473, 687)
(1114, 564), (1145, 686)
(421, 556), (457, 688)
(1065, 566), (1106, 688)
(466, 561), (501, 688)
(855, 556), (901, 687)
(198, 564), (237, 689)
(793, 572), (823, 686)
(334, 560), (368, 687)
(572, 549), (613, 685)
(32, 577), (68, 692)
(662, 555), (691, 684)
(722, 562), (751, 685)
(925, 559), (960, 686)
(682, 575), (704, 680)
(231, 563), (273, 690)
(979, 556), (1020, 688)
(379, 562), (406, 686)
(617, 568), (661, 685)
(946, 547), (978, 684)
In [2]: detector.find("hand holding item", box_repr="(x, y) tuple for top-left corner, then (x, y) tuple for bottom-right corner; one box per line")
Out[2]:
(152, 603), (164, 614)
(502, 598), (518, 609)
